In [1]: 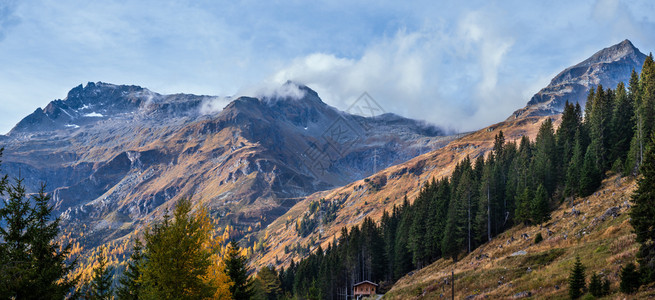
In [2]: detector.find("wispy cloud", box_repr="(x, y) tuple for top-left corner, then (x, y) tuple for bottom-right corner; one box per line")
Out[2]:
(0, 0), (654, 134)
(0, 0), (20, 41)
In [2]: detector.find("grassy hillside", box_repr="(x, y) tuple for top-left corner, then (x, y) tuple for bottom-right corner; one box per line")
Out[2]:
(248, 115), (557, 269)
(385, 174), (654, 299)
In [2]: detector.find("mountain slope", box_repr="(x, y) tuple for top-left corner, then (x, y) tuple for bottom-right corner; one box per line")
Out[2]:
(513, 39), (646, 118)
(0, 81), (453, 252)
(385, 175), (647, 299)
(248, 39), (645, 272)
(249, 114), (553, 268)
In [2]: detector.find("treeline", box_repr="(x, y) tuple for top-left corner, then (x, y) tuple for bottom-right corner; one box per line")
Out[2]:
(281, 55), (655, 299)
(0, 169), (77, 298)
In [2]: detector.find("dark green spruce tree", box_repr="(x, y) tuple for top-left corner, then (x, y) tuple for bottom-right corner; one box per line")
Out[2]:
(116, 239), (144, 299)
(569, 256), (586, 299)
(531, 184), (550, 225)
(630, 133), (655, 284)
(0, 178), (77, 299)
(89, 250), (113, 300)
(580, 142), (602, 196)
(619, 262), (640, 294)
(609, 82), (635, 167)
(588, 272), (602, 297)
(225, 240), (253, 300)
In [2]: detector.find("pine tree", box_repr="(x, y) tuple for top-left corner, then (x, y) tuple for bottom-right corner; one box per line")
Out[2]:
(0, 178), (34, 298)
(533, 118), (557, 194)
(116, 239), (144, 300)
(565, 130), (584, 197)
(630, 133), (655, 283)
(586, 85), (613, 171)
(140, 198), (214, 299)
(569, 256), (586, 299)
(0, 179), (76, 299)
(619, 262), (640, 294)
(580, 143), (602, 196)
(28, 183), (77, 298)
(588, 272), (602, 297)
(640, 54), (655, 144)
(626, 69), (643, 174)
(89, 250), (113, 300)
(514, 187), (532, 225)
(224, 240), (253, 300)
(609, 82), (635, 164)
(256, 266), (281, 300)
(601, 278), (610, 296)
(557, 101), (582, 174)
(531, 184), (550, 225)
(442, 161), (472, 260)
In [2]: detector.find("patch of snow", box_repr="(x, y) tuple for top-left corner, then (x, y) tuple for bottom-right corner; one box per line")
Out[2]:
(84, 112), (104, 117)
(65, 124), (80, 129)
(80, 104), (90, 110)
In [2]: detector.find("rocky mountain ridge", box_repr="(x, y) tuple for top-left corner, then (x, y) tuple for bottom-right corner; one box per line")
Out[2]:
(513, 39), (647, 118)
(247, 39), (648, 272)
(0, 81), (454, 250)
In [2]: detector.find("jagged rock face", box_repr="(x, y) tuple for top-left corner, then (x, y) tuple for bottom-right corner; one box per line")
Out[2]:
(9, 82), (211, 136)
(0, 81), (452, 246)
(514, 39), (647, 118)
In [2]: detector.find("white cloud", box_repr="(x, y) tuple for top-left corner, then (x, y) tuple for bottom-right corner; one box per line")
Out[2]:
(1, 0), (655, 134)
(262, 21), (521, 132)
(199, 96), (233, 115)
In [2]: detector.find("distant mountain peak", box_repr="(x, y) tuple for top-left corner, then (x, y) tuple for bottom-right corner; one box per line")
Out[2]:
(513, 39), (647, 118)
(575, 39), (643, 68)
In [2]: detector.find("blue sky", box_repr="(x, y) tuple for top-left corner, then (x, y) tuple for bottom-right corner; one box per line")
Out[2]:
(1, 0), (654, 134)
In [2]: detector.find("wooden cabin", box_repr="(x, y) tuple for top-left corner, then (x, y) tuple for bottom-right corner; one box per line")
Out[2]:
(353, 280), (378, 297)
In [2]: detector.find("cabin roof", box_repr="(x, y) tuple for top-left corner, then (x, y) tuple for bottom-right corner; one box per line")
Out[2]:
(353, 280), (378, 287)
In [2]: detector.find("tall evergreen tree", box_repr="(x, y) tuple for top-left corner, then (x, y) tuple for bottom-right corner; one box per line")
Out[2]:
(588, 272), (602, 297)
(587, 85), (613, 171)
(140, 198), (214, 299)
(630, 133), (655, 283)
(224, 240), (253, 300)
(619, 262), (640, 294)
(533, 118), (557, 195)
(0, 178), (34, 298)
(514, 187), (532, 225)
(442, 160), (473, 260)
(565, 130), (584, 197)
(626, 69), (643, 174)
(89, 250), (113, 300)
(0, 179), (76, 299)
(629, 54), (655, 173)
(256, 266), (281, 300)
(569, 256), (586, 299)
(639, 54), (655, 144)
(609, 82), (635, 166)
(557, 101), (582, 174)
(28, 184), (77, 298)
(531, 184), (550, 225)
(580, 142), (602, 196)
(116, 239), (144, 300)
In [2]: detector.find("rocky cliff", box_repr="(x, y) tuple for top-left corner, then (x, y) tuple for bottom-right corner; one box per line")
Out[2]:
(513, 39), (647, 118)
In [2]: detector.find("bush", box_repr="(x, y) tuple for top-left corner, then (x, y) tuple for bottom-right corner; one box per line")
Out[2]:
(589, 273), (602, 297)
(534, 232), (543, 244)
(580, 293), (595, 300)
(601, 278), (610, 296)
(620, 262), (640, 294)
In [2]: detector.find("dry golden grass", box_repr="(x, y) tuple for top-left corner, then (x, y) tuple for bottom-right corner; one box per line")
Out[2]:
(249, 115), (558, 271)
(384, 174), (648, 299)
